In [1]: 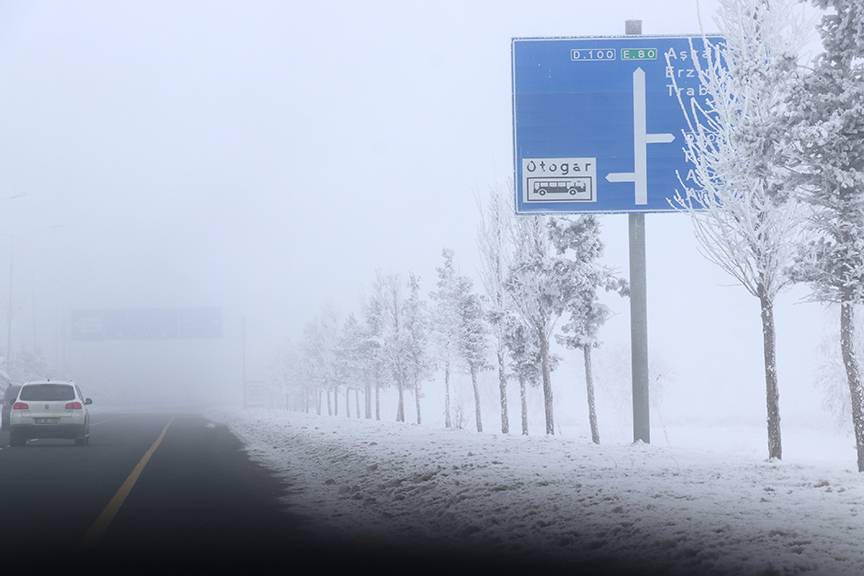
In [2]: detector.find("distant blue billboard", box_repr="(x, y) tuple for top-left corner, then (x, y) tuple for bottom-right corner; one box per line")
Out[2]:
(70, 307), (223, 341)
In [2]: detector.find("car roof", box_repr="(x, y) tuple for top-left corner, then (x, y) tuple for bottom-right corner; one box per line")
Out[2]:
(20, 380), (75, 386)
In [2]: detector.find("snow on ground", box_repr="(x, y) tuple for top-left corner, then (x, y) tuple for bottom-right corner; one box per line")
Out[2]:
(208, 408), (864, 575)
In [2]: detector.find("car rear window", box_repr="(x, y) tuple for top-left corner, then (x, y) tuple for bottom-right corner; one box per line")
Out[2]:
(19, 384), (75, 401)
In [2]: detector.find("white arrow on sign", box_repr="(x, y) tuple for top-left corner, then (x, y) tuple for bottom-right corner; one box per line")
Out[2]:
(606, 67), (675, 205)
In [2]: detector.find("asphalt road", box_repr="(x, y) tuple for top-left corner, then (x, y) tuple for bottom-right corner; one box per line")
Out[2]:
(0, 412), (630, 574)
(0, 412), (312, 569)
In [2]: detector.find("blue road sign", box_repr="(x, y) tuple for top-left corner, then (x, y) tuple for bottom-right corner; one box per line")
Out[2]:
(512, 35), (719, 214)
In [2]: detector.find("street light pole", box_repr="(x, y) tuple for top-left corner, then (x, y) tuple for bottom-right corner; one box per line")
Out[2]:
(0, 193), (26, 376)
(0, 216), (64, 378)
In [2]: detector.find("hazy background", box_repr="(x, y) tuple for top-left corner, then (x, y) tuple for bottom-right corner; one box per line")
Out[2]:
(0, 1), (842, 457)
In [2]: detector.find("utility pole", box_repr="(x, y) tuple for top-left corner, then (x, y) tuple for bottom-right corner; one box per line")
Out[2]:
(626, 18), (651, 444)
(0, 195), (30, 378)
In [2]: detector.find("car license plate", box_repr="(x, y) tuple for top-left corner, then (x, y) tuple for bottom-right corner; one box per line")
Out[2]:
(34, 418), (59, 424)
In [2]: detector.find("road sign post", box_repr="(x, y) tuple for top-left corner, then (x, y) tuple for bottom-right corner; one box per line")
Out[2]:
(512, 22), (718, 444)
(626, 19), (650, 445)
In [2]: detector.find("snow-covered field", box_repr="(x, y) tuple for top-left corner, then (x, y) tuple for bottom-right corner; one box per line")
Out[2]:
(209, 408), (864, 575)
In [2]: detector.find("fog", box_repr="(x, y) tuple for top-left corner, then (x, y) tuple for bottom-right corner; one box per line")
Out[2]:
(0, 0), (837, 442)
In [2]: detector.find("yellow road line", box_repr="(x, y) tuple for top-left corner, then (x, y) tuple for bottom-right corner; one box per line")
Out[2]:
(83, 417), (174, 546)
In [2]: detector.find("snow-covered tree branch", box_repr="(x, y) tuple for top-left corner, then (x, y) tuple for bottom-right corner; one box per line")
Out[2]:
(788, 0), (864, 471)
(477, 186), (516, 434)
(669, 0), (806, 460)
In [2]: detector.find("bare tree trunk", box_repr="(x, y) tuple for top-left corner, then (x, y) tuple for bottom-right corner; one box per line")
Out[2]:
(365, 383), (372, 419)
(841, 301), (864, 472)
(304, 388), (310, 413)
(334, 385), (339, 416)
(326, 388), (332, 416)
(497, 348), (509, 434)
(346, 387), (351, 418)
(414, 375), (422, 425)
(375, 379), (381, 421)
(355, 388), (361, 418)
(396, 378), (405, 422)
(519, 374), (528, 435)
(316, 389), (322, 415)
(471, 366), (483, 432)
(759, 292), (782, 460)
(444, 361), (452, 428)
(582, 345), (599, 444)
(538, 327), (555, 435)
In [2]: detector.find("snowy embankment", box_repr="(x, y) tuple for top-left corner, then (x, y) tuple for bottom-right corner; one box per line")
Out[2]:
(209, 408), (864, 575)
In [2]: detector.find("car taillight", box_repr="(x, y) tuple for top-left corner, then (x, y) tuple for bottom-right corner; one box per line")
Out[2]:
(65, 401), (83, 410)
(12, 402), (29, 410)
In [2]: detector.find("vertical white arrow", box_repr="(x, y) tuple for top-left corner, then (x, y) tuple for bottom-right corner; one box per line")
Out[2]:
(606, 67), (675, 205)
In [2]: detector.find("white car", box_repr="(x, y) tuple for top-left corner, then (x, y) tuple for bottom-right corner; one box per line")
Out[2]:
(8, 381), (92, 447)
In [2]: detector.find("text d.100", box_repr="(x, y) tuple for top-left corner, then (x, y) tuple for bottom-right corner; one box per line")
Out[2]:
(570, 48), (617, 61)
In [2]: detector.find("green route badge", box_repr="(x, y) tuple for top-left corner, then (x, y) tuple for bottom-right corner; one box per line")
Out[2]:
(621, 48), (658, 61)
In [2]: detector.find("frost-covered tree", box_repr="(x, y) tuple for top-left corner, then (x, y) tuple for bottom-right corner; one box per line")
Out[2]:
(668, 0), (805, 460)
(788, 0), (864, 470)
(299, 321), (322, 414)
(814, 310), (864, 435)
(404, 273), (431, 424)
(271, 341), (302, 411)
(477, 187), (515, 434)
(456, 275), (488, 433)
(550, 216), (628, 445)
(336, 314), (365, 417)
(10, 350), (50, 384)
(595, 343), (673, 426)
(502, 312), (540, 435)
(506, 215), (567, 435)
(381, 274), (411, 423)
(300, 311), (340, 416)
(287, 345), (306, 412)
(430, 249), (461, 428)
(362, 275), (388, 420)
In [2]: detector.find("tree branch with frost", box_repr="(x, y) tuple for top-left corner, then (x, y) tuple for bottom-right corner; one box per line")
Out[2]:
(787, 0), (864, 471)
(476, 184), (517, 434)
(504, 214), (567, 435)
(667, 0), (807, 461)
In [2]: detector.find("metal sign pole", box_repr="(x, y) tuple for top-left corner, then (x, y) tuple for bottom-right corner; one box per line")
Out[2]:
(626, 19), (650, 444)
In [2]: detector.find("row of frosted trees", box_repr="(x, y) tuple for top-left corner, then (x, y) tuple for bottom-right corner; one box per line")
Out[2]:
(276, 0), (864, 471)
(277, 192), (626, 440)
(668, 0), (864, 469)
